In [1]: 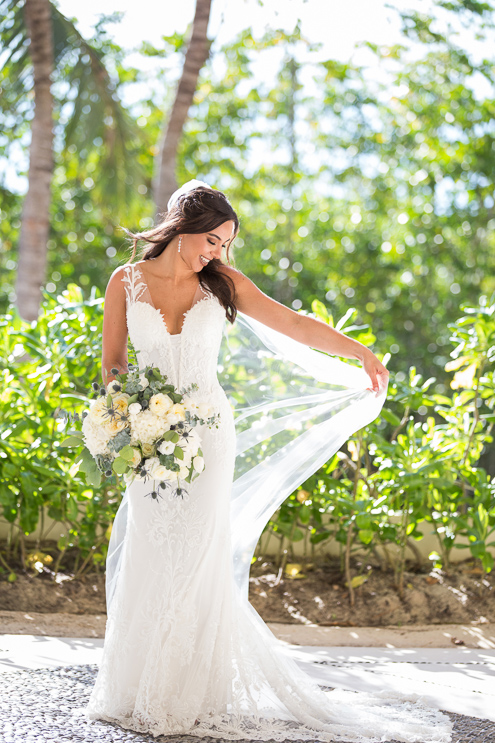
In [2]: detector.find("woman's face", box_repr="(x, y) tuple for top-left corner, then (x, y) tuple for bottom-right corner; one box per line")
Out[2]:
(181, 220), (236, 272)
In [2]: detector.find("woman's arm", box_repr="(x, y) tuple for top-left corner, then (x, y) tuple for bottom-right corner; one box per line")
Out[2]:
(219, 265), (389, 393)
(101, 267), (129, 388)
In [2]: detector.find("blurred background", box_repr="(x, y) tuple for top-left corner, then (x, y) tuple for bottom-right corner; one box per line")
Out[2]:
(0, 0), (494, 608)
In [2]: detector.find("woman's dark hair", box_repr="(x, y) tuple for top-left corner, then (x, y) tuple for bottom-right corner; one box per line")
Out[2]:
(123, 185), (240, 323)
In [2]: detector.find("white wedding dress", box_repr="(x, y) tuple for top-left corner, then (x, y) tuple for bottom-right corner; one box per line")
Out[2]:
(84, 261), (453, 743)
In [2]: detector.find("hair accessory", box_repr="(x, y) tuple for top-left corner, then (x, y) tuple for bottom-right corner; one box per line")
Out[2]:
(167, 179), (214, 212)
(178, 235), (182, 253)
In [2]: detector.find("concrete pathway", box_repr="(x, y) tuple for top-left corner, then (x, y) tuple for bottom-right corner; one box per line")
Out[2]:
(0, 633), (493, 725)
(1, 611), (494, 648)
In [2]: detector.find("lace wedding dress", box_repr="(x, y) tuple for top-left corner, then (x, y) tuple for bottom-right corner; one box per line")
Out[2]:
(84, 260), (453, 743)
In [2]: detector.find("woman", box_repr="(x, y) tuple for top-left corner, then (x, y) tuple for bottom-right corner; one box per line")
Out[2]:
(84, 180), (453, 742)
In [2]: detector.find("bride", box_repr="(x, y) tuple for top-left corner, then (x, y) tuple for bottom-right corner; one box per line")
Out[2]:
(84, 180), (453, 742)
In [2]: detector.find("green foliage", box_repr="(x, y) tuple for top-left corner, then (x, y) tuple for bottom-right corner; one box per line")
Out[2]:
(0, 284), (493, 590)
(1, 2), (495, 589)
(0, 283), (132, 575)
(259, 293), (495, 598)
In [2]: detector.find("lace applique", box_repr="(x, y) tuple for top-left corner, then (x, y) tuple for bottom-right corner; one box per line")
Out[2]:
(121, 263), (147, 306)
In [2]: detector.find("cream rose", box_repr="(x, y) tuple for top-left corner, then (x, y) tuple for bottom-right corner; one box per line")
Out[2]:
(141, 442), (155, 458)
(149, 393), (174, 417)
(130, 447), (142, 467)
(88, 397), (109, 425)
(166, 403), (186, 425)
(150, 462), (172, 479)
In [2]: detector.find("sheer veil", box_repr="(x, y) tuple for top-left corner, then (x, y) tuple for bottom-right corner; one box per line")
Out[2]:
(105, 308), (388, 612)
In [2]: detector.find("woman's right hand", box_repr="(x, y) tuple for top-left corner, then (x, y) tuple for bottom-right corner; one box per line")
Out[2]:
(359, 350), (390, 394)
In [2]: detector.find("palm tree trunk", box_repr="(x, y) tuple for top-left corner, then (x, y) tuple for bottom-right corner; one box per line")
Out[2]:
(153, 0), (212, 217)
(16, 0), (54, 322)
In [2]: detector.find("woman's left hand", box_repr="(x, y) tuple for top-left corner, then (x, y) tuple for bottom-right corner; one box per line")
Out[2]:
(359, 350), (389, 395)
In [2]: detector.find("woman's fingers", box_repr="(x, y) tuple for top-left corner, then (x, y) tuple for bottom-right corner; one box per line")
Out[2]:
(366, 364), (389, 394)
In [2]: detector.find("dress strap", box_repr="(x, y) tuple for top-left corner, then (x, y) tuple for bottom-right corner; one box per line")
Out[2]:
(122, 263), (148, 306)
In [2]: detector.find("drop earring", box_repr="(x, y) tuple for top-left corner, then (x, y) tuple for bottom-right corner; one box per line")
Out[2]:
(178, 235), (182, 253)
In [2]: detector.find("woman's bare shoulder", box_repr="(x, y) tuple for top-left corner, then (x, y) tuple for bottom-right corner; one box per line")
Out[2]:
(216, 263), (247, 285)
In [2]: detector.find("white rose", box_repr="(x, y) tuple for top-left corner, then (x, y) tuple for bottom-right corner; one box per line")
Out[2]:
(128, 402), (142, 416)
(158, 440), (175, 455)
(178, 465), (190, 480)
(197, 402), (210, 419)
(143, 456), (159, 473)
(181, 450), (193, 467)
(138, 374), (149, 389)
(182, 395), (200, 414)
(193, 456), (205, 473)
(130, 447), (142, 467)
(185, 431), (200, 455)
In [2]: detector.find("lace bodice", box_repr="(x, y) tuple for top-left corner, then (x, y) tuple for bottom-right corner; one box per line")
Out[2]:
(121, 262), (227, 395)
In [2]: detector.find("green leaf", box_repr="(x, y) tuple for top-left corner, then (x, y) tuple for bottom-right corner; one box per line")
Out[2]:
(299, 504), (310, 524)
(118, 445), (135, 461)
(358, 529), (374, 544)
(59, 435), (84, 448)
(112, 457), (129, 474)
(85, 468), (102, 488)
(380, 408), (401, 426)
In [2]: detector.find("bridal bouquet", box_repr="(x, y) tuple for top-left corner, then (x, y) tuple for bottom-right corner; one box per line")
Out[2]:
(60, 363), (220, 500)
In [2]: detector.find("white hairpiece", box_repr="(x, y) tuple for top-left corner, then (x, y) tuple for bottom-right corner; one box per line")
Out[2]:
(167, 179), (214, 212)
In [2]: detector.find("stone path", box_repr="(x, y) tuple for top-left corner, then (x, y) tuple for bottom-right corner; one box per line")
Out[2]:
(0, 662), (493, 743)
(1, 633), (493, 742)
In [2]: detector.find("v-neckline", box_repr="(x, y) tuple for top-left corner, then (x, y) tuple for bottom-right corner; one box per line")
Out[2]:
(135, 261), (210, 337)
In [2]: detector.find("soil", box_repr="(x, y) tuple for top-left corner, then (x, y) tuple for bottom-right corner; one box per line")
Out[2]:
(0, 554), (492, 627)
(248, 557), (494, 627)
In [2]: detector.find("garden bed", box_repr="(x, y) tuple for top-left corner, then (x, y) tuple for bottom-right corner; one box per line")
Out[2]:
(0, 554), (492, 628)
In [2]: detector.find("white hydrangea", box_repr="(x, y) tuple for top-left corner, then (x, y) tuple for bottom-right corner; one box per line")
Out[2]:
(82, 414), (112, 457)
(129, 409), (167, 445)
